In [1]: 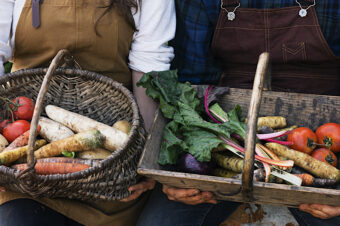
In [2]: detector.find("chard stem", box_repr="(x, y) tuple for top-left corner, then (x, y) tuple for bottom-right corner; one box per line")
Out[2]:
(204, 85), (221, 124)
(257, 129), (292, 140)
(264, 138), (293, 146)
(218, 136), (294, 167)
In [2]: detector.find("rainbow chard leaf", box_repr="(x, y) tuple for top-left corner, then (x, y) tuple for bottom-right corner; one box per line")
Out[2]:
(138, 70), (243, 165)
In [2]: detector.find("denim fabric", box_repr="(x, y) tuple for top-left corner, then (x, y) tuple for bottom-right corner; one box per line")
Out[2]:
(0, 199), (83, 226)
(137, 183), (240, 226)
(289, 208), (340, 226)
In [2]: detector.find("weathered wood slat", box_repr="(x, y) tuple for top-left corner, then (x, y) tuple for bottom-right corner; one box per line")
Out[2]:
(219, 89), (340, 130)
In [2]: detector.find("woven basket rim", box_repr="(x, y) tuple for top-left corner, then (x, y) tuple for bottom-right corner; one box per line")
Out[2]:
(0, 67), (142, 181)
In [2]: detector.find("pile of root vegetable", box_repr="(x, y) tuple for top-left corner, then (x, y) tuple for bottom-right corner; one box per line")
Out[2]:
(0, 96), (131, 175)
(137, 70), (340, 188)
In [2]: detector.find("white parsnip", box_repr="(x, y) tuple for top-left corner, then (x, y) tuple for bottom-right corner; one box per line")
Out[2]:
(39, 117), (74, 142)
(45, 105), (128, 151)
(0, 134), (8, 152)
(78, 148), (111, 159)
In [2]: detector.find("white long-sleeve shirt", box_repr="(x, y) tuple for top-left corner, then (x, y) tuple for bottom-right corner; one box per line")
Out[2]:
(0, 0), (175, 75)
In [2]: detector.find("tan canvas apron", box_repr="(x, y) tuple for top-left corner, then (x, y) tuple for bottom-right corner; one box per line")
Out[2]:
(1, 1), (149, 225)
(12, 0), (134, 88)
(212, 0), (340, 95)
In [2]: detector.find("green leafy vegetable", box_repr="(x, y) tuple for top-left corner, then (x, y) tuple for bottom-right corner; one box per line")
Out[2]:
(4, 62), (12, 74)
(62, 150), (75, 158)
(137, 70), (246, 165)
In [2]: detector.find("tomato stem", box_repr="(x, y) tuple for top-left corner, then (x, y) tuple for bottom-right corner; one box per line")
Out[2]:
(0, 96), (20, 122)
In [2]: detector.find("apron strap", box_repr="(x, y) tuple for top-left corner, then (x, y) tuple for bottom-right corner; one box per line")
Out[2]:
(32, 0), (43, 28)
(221, 0), (315, 7)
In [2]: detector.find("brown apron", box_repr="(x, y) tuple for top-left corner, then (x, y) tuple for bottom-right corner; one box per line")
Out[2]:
(1, 1), (149, 225)
(212, 0), (340, 96)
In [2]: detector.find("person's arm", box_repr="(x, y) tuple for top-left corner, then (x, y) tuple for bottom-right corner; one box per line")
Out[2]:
(158, 0), (222, 205)
(299, 204), (340, 219)
(0, 0), (14, 76)
(129, 0), (175, 132)
(132, 70), (157, 132)
(120, 0), (176, 202)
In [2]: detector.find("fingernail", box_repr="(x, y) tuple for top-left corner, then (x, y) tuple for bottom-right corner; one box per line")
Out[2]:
(193, 190), (200, 195)
(203, 193), (212, 198)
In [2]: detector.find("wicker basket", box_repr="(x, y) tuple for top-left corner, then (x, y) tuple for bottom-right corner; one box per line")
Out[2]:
(0, 50), (146, 201)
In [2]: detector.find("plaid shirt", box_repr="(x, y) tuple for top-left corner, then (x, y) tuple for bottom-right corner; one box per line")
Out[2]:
(171, 0), (340, 84)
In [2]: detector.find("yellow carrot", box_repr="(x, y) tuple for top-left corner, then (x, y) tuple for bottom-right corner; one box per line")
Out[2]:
(213, 168), (238, 178)
(265, 142), (340, 181)
(257, 116), (286, 129)
(0, 140), (46, 165)
(34, 130), (103, 159)
(212, 153), (244, 173)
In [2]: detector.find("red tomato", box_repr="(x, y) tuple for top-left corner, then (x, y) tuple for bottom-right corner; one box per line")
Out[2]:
(11, 96), (35, 121)
(0, 119), (10, 133)
(311, 148), (338, 167)
(3, 120), (30, 142)
(287, 127), (317, 154)
(315, 123), (340, 153)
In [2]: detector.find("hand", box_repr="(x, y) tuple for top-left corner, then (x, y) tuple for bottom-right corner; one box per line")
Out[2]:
(120, 178), (155, 202)
(0, 187), (5, 192)
(162, 185), (217, 205)
(299, 204), (340, 219)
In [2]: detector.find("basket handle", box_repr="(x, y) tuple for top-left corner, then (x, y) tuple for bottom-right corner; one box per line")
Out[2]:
(241, 52), (270, 202)
(25, 49), (71, 171)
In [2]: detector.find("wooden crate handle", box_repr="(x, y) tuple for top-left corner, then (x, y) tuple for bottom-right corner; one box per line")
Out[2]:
(24, 49), (71, 173)
(241, 52), (270, 202)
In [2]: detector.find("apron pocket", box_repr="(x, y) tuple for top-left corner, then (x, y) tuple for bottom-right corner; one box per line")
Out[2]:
(282, 42), (307, 64)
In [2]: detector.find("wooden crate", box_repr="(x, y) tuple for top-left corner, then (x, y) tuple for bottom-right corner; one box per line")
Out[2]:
(138, 54), (340, 207)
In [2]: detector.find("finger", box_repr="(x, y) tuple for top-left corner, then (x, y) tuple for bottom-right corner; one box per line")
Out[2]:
(179, 196), (217, 205)
(308, 204), (326, 212)
(299, 205), (314, 215)
(128, 180), (155, 192)
(174, 193), (206, 203)
(170, 192), (216, 205)
(0, 187), (5, 192)
(309, 204), (340, 219)
(121, 190), (144, 202)
(206, 199), (218, 204)
(309, 209), (329, 219)
(299, 204), (331, 219)
(162, 185), (200, 199)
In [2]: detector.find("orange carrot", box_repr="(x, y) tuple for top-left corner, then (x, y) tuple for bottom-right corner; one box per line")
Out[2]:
(36, 157), (100, 167)
(11, 162), (90, 175)
(293, 173), (336, 187)
(1, 126), (41, 153)
(293, 173), (314, 186)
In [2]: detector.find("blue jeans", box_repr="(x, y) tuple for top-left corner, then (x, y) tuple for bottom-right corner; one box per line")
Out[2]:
(0, 199), (83, 226)
(137, 183), (240, 226)
(289, 208), (340, 226)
